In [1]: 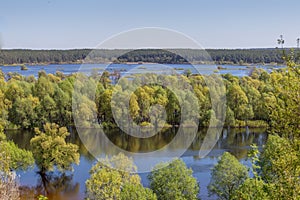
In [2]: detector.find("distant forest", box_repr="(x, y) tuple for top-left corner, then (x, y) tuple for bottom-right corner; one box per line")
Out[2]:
(0, 48), (288, 65)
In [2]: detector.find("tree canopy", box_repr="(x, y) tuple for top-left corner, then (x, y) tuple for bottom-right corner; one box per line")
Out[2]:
(85, 153), (152, 200)
(208, 152), (248, 200)
(30, 123), (80, 173)
(148, 159), (199, 200)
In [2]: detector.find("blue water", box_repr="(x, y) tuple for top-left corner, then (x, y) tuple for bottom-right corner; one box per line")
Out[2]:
(0, 63), (281, 78)
(8, 128), (267, 200)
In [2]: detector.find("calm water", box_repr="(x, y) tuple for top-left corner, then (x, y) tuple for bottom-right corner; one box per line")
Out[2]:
(6, 127), (267, 200)
(0, 63), (281, 78)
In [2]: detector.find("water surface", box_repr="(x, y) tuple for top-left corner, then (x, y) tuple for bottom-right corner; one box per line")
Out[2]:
(0, 63), (282, 78)
(6, 127), (267, 200)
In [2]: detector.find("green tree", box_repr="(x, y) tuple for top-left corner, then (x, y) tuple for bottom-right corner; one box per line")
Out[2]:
(148, 159), (199, 200)
(30, 123), (80, 173)
(183, 69), (192, 77)
(0, 141), (34, 171)
(0, 128), (34, 200)
(86, 153), (142, 200)
(39, 94), (57, 124)
(10, 95), (40, 129)
(259, 135), (300, 199)
(97, 88), (113, 123)
(0, 89), (11, 128)
(227, 83), (253, 121)
(52, 86), (72, 126)
(233, 178), (270, 200)
(33, 76), (55, 99)
(233, 144), (271, 200)
(120, 183), (157, 200)
(0, 128), (34, 171)
(208, 152), (248, 200)
(266, 58), (300, 139)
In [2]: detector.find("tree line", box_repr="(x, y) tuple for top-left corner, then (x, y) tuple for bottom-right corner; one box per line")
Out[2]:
(0, 48), (287, 65)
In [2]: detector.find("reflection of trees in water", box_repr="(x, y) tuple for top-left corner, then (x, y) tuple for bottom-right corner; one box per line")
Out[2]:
(188, 128), (267, 160)
(67, 128), (95, 162)
(218, 128), (267, 159)
(105, 128), (173, 153)
(19, 172), (80, 200)
(69, 127), (267, 158)
(5, 130), (34, 150)
(75, 127), (266, 161)
(7, 127), (267, 162)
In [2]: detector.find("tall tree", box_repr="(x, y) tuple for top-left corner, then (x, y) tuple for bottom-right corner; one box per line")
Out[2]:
(277, 34), (285, 49)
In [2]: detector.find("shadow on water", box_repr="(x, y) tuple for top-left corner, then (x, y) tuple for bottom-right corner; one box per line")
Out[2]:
(5, 127), (268, 200)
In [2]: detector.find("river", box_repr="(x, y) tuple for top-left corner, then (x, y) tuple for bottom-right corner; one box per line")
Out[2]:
(0, 63), (282, 78)
(6, 127), (267, 200)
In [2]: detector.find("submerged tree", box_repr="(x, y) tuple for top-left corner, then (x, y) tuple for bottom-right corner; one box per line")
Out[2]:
(86, 153), (151, 200)
(85, 153), (151, 200)
(30, 123), (80, 173)
(148, 159), (199, 200)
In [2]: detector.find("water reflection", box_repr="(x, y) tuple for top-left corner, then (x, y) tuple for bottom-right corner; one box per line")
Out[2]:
(6, 127), (267, 200)
(19, 172), (80, 200)
(5, 127), (266, 159)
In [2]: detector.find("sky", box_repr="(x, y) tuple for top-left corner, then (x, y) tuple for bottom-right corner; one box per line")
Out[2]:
(1, 0), (300, 49)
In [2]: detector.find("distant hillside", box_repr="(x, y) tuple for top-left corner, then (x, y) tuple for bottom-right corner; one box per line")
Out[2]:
(0, 48), (286, 65)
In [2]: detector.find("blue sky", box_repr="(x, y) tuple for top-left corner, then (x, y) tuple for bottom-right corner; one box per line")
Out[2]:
(1, 0), (300, 49)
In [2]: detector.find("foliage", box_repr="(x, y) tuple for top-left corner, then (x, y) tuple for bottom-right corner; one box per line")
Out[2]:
(0, 128), (33, 200)
(258, 135), (300, 199)
(85, 153), (146, 200)
(266, 57), (300, 140)
(120, 183), (157, 200)
(148, 159), (199, 200)
(0, 141), (34, 171)
(37, 195), (48, 200)
(0, 126), (34, 172)
(30, 123), (80, 173)
(230, 54), (300, 200)
(0, 65), (284, 130)
(208, 152), (248, 200)
(233, 178), (271, 200)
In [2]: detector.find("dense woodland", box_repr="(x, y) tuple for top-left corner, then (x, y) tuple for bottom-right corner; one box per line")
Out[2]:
(0, 51), (299, 199)
(0, 66), (279, 130)
(0, 48), (288, 65)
